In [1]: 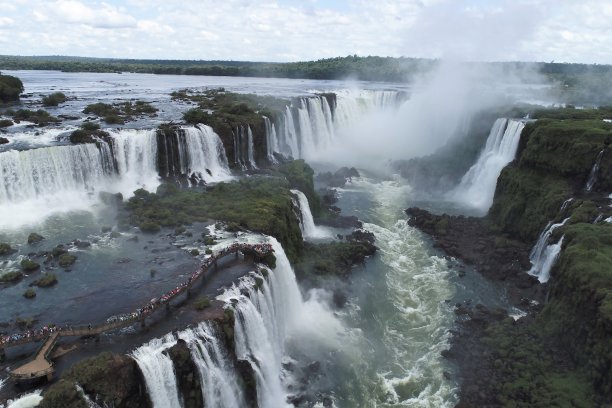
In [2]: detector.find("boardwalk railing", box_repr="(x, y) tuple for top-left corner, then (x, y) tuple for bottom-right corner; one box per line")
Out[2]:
(1, 243), (273, 349)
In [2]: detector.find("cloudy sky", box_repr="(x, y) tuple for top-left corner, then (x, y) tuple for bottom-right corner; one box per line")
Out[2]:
(0, 0), (610, 64)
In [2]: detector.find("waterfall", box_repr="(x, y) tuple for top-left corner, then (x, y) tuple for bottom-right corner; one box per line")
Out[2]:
(246, 126), (257, 169)
(233, 127), (247, 170)
(264, 116), (279, 163)
(0, 390), (43, 408)
(107, 129), (161, 197)
(182, 125), (232, 183)
(585, 149), (604, 192)
(528, 218), (570, 283)
(131, 237), (342, 408)
(218, 238), (304, 408)
(271, 90), (400, 160)
(0, 125), (233, 228)
(290, 189), (331, 239)
(178, 322), (246, 408)
(560, 198), (574, 212)
(452, 118), (525, 212)
(0, 143), (116, 228)
(131, 334), (182, 408)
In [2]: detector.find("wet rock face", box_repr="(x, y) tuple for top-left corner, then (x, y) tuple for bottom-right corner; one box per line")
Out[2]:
(39, 352), (151, 408)
(405, 207), (540, 303)
(167, 339), (203, 408)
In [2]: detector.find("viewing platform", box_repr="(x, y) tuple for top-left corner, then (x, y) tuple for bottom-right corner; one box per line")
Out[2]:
(1, 242), (274, 383)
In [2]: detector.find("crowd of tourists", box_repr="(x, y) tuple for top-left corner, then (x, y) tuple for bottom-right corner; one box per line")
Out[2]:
(0, 242), (273, 346)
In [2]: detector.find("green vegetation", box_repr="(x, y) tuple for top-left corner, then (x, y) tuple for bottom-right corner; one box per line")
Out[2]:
(540, 223), (612, 396)
(0, 55), (431, 82)
(0, 73), (24, 103)
(51, 245), (67, 257)
(20, 258), (40, 272)
(0, 271), (23, 283)
(193, 296), (211, 310)
(39, 352), (147, 408)
(10, 109), (60, 126)
(279, 160), (321, 216)
(41, 92), (67, 107)
(190, 249), (200, 256)
(122, 178), (304, 261)
(489, 118), (612, 241)
(34, 273), (58, 287)
(23, 288), (36, 299)
(0, 242), (14, 255)
(483, 318), (598, 407)
(58, 253), (77, 267)
(83, 101), (157, 124)
(69, 121), (110, 144)
(27, 232), (44, 244)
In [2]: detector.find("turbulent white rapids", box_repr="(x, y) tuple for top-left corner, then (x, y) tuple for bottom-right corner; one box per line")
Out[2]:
(291, 189), (331, 239)
(453, 118), (525, 212)
(528, 218), (569, 283)
(0, 390), (43, 408)
(0, 125), (231, 228)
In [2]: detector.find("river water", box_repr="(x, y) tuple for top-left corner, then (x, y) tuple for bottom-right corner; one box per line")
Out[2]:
(0, 71), (532, 407)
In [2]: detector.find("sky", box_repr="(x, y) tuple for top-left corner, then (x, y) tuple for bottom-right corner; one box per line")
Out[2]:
(0, 0), (611, 64)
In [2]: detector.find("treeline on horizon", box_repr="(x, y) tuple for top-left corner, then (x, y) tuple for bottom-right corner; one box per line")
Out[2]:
(0, 55), (435, 82)
(2, 54), (612, 105)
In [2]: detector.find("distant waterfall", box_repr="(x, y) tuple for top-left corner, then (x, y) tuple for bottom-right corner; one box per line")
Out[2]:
(452, 118), (525, 212)
(269, 90), (401, 160)
(232, 125), (257, 169)
(264, 116), (279, 163)
(0, 125), (232, 228)
(528, 218), (569, 283)
(291, 189), (331, 239)
(178, 322), (246, 408)
(0, 143), (114, 204)
(106, 129), (161, 196)
(585, 149), (605, 192)
(131, 334), (182, 408)
(246, 126), (257, 169)
(182, 125), (232, 183)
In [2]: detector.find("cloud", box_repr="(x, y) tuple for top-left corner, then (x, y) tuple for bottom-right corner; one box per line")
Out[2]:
(51, 0), (137, 29)
(0, 17), (14, 28)
(0, 0), (611, 63)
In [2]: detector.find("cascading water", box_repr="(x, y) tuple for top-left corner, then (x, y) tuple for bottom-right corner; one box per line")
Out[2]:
(217, 237), (343, 408)
(131, 334), (182, 408)
(182, 125), (232, 183)
(107, 129), (160, 197)
(585, 149), (604, 192)
(0, 143), (115, 228)
(290, 189), (331, 239)
(528, 218), (570, 283)
(246, 126), (257, 169)
(0, 125), (233, 228)
(452, 118), (525, 212)
(269, 91), (401, 161)
(264, 116), (279, 163)
(178, 322), (246, 408)
(0, 390), (43, 408)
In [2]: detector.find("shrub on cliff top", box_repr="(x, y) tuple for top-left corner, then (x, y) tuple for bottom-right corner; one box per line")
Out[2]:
(0, 74), (24, 103)
(42, 92), (67, 107)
